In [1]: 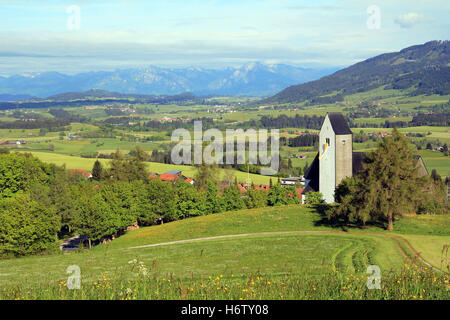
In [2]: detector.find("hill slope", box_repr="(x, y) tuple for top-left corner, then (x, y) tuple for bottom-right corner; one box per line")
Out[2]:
(264, 41), (450, 104)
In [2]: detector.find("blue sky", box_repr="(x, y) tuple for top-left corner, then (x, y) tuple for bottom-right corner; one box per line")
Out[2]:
(0, 0), (449, 75)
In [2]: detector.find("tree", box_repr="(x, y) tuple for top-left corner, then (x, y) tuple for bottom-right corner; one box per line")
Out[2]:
(334, 129), (422, 231)
(303, 161), (309, 175)
(126, 147), (149, 181)
(205, 181), (224, 213)
(431, 169), (441, 182)
(39, 128), (48, 136)
(0, 153), (52, 199)
(268, 184), (289, 206)
(194, 163), (219, 191)
(107, 148), (148, 182)
(221, 168), (235, 186)
(175, 181), (207, 218)
(107, 149), (128, 181)
(221, 185), (245, 211)
(0, 193), (59, 256)
(92, 160), (103, 181)
(73, 192), (113, 248)
(145, 178), (178, 223)
(363, 129), (423, 230)
(245, 189), (268, 208)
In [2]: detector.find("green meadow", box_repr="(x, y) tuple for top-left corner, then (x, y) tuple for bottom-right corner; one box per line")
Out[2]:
(0, 205), (448, 300)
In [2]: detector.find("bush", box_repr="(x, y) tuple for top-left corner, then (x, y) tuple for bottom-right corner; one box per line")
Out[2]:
(304, 192), (324, 205)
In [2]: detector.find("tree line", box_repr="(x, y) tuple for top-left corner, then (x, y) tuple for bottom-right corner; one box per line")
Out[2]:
(0, 150), (301, 257)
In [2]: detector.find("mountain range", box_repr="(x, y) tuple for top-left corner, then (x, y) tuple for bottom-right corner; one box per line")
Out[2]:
(0, 63), (337, 99)
(264, 41), (450, 104)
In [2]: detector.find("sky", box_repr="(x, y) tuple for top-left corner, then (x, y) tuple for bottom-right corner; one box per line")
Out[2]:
(0, 0), (449, 76)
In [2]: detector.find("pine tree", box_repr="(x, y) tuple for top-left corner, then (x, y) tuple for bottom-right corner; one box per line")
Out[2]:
(359, 128), (420, 231)
(92, 160), (103, 181)
(303, 161), (309, 175)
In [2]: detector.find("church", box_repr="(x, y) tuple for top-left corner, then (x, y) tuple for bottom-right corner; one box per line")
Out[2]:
(302, 113), (428, 203)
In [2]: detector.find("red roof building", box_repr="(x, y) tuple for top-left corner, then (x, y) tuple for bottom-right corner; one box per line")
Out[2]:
(69, 169), (92, 178)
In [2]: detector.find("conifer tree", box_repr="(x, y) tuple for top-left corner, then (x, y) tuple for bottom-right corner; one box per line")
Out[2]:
(356, 128), (420, 230)
(92, 160), (103, 181)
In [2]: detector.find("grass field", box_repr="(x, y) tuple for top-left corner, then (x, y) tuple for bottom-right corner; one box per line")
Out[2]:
(27, 151), (274, 185)
(0, 205), (448, 300)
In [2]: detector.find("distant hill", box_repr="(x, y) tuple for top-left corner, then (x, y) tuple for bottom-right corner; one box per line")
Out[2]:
(0, 90), (202, 110)
(0, 94), (33, 101)
(0, 63), (337, 98)
(264, 41), (450, 104)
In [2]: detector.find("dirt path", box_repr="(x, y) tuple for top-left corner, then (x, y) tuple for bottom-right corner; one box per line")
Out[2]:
(125, 230), (334, 250)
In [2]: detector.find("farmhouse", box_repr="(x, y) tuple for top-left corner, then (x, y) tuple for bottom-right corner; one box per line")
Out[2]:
(155, 170), (195, 185)
(302, 113), (428, 203)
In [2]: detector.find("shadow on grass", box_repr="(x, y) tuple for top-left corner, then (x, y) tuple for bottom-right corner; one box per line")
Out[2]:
(311, 204), (386, 231)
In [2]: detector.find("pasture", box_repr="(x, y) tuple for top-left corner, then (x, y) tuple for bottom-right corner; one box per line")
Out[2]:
(0, 205), (448, 300)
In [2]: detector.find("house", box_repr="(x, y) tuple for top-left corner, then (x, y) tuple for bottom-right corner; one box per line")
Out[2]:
(236, 184), (271, 193)
(302, 113), (429, 204)
(69, 169), (92, 179)
(254, 185), (270, 192)
(281, 177), (303, 186)
(159, 171), (195, 185)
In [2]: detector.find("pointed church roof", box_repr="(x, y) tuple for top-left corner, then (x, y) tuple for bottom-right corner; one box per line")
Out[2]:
(328, 113), (352, 135)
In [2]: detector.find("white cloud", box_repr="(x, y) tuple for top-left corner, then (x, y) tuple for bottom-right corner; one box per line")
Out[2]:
(394, 12), (426, 28)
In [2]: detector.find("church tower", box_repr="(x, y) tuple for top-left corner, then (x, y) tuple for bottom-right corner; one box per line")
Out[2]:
(318, 113), (353, 203)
